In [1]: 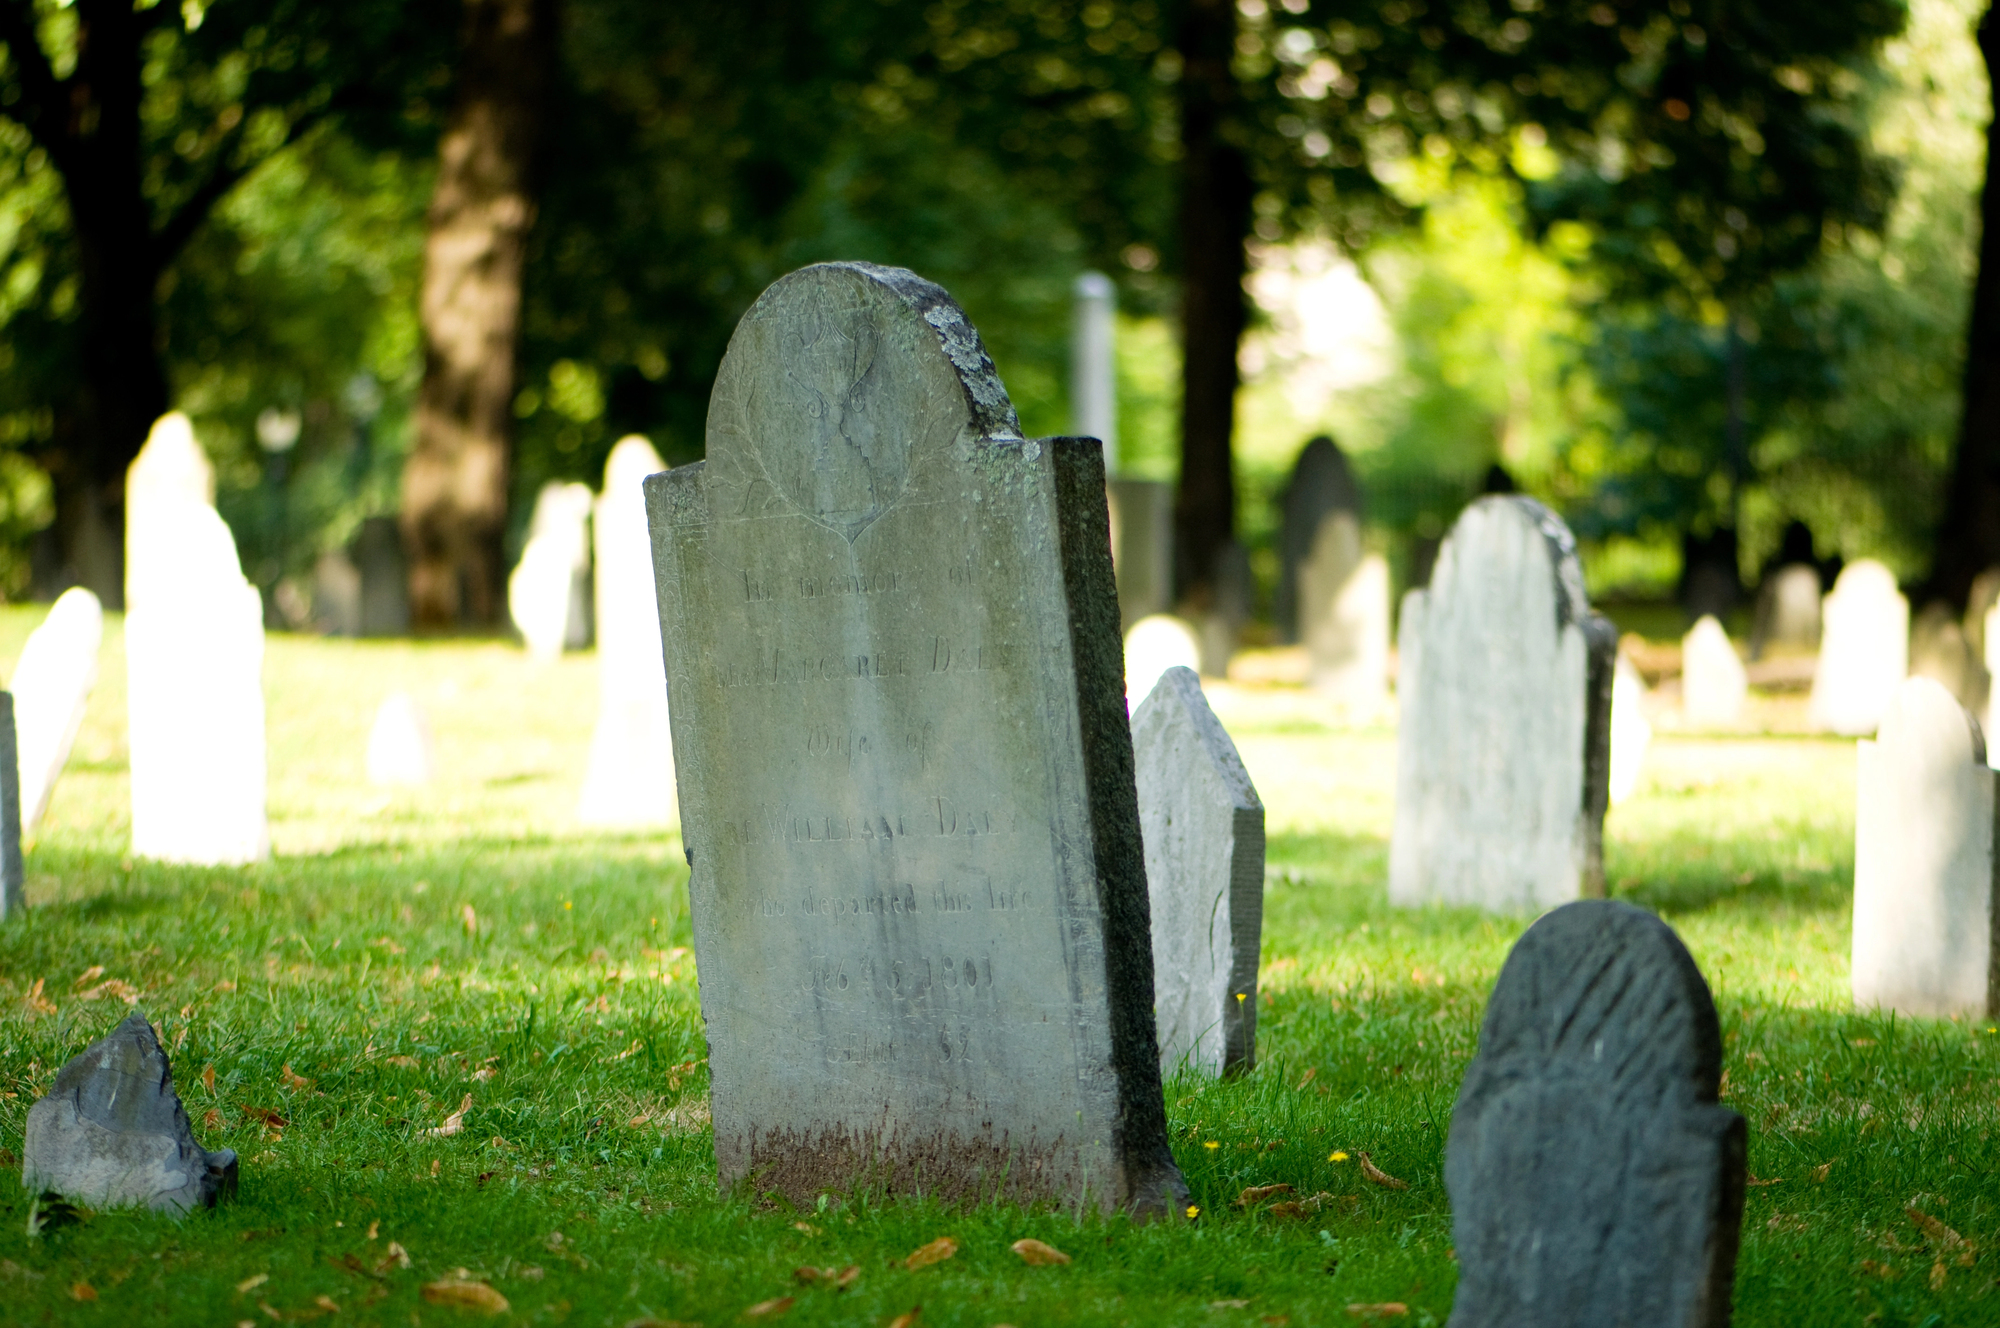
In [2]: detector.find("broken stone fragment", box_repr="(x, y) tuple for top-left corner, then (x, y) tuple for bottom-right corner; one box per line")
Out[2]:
(22, 1010), (236, 1214)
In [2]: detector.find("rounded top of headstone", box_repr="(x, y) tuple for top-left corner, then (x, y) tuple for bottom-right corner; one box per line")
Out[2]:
(1124, 614), (1202, 709)
(1442, 495), (1589, 631)
(1469, 899), (1722, 1106)
(45, 586), (103, 634)
(1830, 558), (1899, 601)
(1877, 675), (1984, 767)
(127, 412), (215, 508)
(602, 435), (666, 494)
(706, 263), (1021, 543)
(1074, 270), (1115, 301)
(1684, 614), (1732, 653)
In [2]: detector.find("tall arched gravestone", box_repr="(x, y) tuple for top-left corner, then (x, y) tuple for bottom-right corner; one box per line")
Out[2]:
(644, 262), (1186, 1214)
(1445, 900), (1746, 1328)
(1390, 497), (1616, 911)
(1853, 677), (1999, 1018)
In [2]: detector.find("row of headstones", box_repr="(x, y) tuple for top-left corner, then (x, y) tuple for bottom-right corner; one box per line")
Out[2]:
(7, 414), (681, 873)
(617, 261), (1744, 1321)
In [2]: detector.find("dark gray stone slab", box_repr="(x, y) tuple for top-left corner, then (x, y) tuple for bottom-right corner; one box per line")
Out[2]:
(1445, 900), (1745, 1328)
(1278, 435), (1361, 642)
(353, 516), (410, 637)
(23, 1011), (237, 1214)
(646, 261), (1185, 1214)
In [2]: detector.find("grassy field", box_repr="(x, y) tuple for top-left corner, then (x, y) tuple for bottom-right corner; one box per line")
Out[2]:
(0, 608), (1991, 1327)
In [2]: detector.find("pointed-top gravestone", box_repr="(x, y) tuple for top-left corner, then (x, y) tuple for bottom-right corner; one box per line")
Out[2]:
(646, 261), (1186, 1214)
(1853, 678), (1998, 1018)
(579, 436), (675, 826)
(11, 587), (102, 833)
(1681, 615), (1746, 727)
(1809, 559), (1907, 735)
(1390, 496), (1617, 911)
(23, 1011), (237, 1214)
(1278, 435), (1361, 643)
(124, 413), (268, 865)
(1445, 899), (1745, 1328)
(1132, 667), (1263, 1076)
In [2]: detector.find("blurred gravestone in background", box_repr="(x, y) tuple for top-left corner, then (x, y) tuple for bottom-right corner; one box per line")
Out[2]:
(1391, 497), (1615, 912)
(1123, 613), (1201, 712)
(1809, 561), (1908, 736)
(1133, 666), (1263, 1077)
(1278, 436), (1361, 644)
(353, 518), (412, 639)
(1681, 616), (1746, 728)
(1852, 678), (1998, 1019)
(1607, 651), (1650, 806)
(367, 692), (436, 788)
(509, 481), (593, 661)
(10, 588), (102, 833)
(124, 415), (268, 866)
(646, 261), (1185, 1214)
(578, 435), (675, 827)
(1445, 899), (1745, 1328)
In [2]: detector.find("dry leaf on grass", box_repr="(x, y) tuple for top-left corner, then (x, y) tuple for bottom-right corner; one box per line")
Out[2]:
(1745, 1175), (1783, 1188)
(887, 1309), (922, 1328)
(1011, 1238), (1070, 1266)
(235, 1274), (269, 1294)
(1356, 1153), (1407, 1191)
(904, 1237), (958, 1270)
(386, 1056), (420, 1070)
(1234, 1185), (1294, 1208)
(1810, 1161), (1833, 1182)
(1344, 1305), (1408, 1320)
(77, 979), (139, 1004)
(70, 1281), (96, 1302)
(1207, 1299), (1251, 1310)
(20, 978), (55, 1015)
(241, 1106), (287, 1130)
(1906, 1206), (1976, 1263)
(315, 1295), (341, 1312)
(202, 1064), (217, 1095)
(422, 1276), (509, 1314)
(281, 1065), (316, 1093)
(204, 1108), (223, 1130)
(1266, 1193), (1352, 1221)
(426, 1094), (473, 1137)
(71, 966), (104, 991)
(793, 1265), (861, 1288)
(742, 1295), (794, 1319)
(366, 1221), (380, 1240)
(1859, 1260), (1899, 1280)
(376, 1242), (412, 1273)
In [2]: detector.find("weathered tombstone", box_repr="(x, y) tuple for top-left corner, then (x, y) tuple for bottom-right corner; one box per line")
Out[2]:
(367, 692), (435, 787)
(1389, 497), (1617, 911)
(1681, 615), (1746, 727)
(1445, 899), (1745, 1328)
(1748, 563), (1821, 659)
(0, 694), (19, 919)
(1852, 678), (1998, 1018)
(23, 1011), (237, 1214)
(578, 436), (676, 826)
(1278, 435), (1362, 644)
(352, 516), (410, 637)
(1808, 560), (1907, 736)
(1608, 651), (1650, 807)
(1123, 614), (1201, 712)
(1132, 667), (1263, 1076)
(11, 587), (103, 833)
(646, 261), (1187, 1213)
(1910, 601), (1987, 713)
(1298, 509), (1388, 710)
(508, 481), (593, 661)
(1106, 478), (1174, 629)
(311, 549), (362, 636)
(124, 413), (269, 865)
(1195, 540), (1252, 678)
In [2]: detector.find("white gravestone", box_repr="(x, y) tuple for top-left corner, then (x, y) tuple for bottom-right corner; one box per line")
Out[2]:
(1986, 600), (2000, 766)
(1749, 563), (1821, 658)
(1808, 560), (1907, 736)
(1681, 615), (1746, 727)
(646, 261), (1187, 1214)
(1852, 678), (1998, 1019)
(1608, 651), (1651, 806)
(578, 436), (676, 826)
(1132, 667), (1263, 1076)
(125, 413), (268, 864)
(1389, 496), (1616, 911)
(1123, 614), (1201, 713)
(367, 692), (435, 787)
(1298, 510), (1388, 710)
(508, 481), (593, 662)
(11, 587), (102, 832)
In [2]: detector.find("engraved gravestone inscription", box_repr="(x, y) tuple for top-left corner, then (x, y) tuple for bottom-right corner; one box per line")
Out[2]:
(646, 262), (1185, 1213)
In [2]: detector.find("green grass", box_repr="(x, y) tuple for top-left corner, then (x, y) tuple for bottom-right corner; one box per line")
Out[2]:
(0, 608), (1993, 1327)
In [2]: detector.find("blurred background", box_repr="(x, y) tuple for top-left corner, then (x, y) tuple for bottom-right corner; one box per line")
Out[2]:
(0, 0), (1984, 642)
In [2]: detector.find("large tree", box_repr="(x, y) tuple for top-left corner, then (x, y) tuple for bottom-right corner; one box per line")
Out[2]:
(0, 0), (449, 605)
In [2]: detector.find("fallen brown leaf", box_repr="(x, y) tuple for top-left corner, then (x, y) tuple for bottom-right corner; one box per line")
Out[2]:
(1234, 1184), (1294, 1208)
(1809, 1161), (1833, 1183)
(1344, 1305), (1408, 1320)
(1296, 1067), (1317, 1091)
(904, 1237), (958, 1270)
(1208, 1300), (1251, 1310)
(20, 978), (55, 1015)
(1266, 1192), (1348, 1221)
(241, 1105), (287, 1129)
(385, 1055), (420, 1070)
(70, 1281), (96, 1302)
(1931, 1260), (1949, 1291)
(315, 1294), (341, 1312)
(71, 965), (104, 991)
(422, 1277), (509, 1314)
(742, 1296), (794, 1319)
(77, 979), (139, 1004)
(376, 1241), (412, 1272)
(281, 1064), (316, 1093)
(461, 903), (478, 935)
(887, 1309), (922, 1328)
(1357, 1153), (1408, 1191)
(202, 1063), (217, 1095)
(203, 1108), (223, 1130)
(1907, 1206), (1976, 1265)
(833, 1265), (860, 1289)
(1745, 1175), (1783, 1187)
(426, 1093), (473, 1138)
(1011, 1238), (1070, 1266)
(367, 1221), (380, 1240)
(235, 1273), (269, 1294)
(1859, 1259), (1899, 1280)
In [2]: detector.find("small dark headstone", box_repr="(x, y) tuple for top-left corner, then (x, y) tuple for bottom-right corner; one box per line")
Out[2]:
(0, 693), (19, 919)
(22, 1011), (237, 1214)
(1278, 436), (1362, 642)
(1445, 900), (1745, 1328)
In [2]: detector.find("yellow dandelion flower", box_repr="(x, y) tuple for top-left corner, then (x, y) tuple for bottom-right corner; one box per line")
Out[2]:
(1330, 1151), (1349, 1162)
(1203, 1141), (1220, 1150)
(1186, 1205), (1200, 1219)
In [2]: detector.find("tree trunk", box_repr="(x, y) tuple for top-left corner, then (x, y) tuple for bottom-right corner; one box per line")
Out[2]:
(1173, 0), (1254, 606)
(403, 0), (554, 630)
(1934, 5), (2000, 608)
